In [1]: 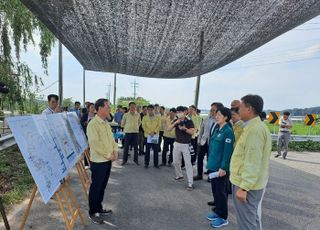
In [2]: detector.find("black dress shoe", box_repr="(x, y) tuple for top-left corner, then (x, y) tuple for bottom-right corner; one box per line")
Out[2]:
(99, 209), (112, 216)
(207, 201), (215, 206)
(193, 175), (203, 181)
(121, 161), (127, 166)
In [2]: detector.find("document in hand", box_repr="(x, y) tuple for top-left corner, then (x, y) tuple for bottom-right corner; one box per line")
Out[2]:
(147, 135), (159, 144)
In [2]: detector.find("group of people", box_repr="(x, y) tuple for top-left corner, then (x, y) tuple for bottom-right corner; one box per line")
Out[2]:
(42, 93), (276, 229)
(102, 95), (272, 229)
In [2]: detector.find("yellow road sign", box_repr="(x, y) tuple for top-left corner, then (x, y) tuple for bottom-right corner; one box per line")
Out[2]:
(268, 112), (280, 125)
(305, 114), (316, 126)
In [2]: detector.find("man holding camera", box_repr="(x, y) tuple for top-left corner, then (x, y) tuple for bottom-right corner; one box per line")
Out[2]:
(168, 106), (195, 191)
(275, 111), (292, 159)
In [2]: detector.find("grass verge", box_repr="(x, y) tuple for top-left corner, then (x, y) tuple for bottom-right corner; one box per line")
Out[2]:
(0, 145), (33, 220)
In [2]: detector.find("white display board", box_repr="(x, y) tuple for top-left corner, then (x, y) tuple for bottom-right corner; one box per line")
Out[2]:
(7, 112), (88, 203)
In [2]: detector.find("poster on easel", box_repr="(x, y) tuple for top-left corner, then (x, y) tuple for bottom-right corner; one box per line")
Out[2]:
(7, 112), (88, 204)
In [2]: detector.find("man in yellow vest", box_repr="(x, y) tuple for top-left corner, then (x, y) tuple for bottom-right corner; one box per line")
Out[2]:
(188, 105), (202, 165)
(87, 98), (118, 224)
(160, 108), (176, 166)
(230, 95), (271, 230)
(142, 105), (161, 168)
(121, 102), (141, 165)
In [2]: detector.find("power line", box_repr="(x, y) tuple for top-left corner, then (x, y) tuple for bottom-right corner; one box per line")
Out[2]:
(218, 56), (320, 71)
(234, 47), (320, 66)
(38, 80), (59, 93)
(238, 38), (320, 60)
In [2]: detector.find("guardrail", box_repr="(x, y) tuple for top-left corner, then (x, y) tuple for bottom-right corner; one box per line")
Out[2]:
(271, 134), (320, 142)
(0, 132), (319, 152)
(0, 134), (16, 151)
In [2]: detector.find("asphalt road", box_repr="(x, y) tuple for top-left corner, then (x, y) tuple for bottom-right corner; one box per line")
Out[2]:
(3, 151), (320, 230)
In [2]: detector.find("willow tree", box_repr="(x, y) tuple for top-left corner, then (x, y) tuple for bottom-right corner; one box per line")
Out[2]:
(0, 0), (55, 112)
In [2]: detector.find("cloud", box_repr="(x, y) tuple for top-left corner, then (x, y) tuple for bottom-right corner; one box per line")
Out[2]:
(302, 44), (320, 58)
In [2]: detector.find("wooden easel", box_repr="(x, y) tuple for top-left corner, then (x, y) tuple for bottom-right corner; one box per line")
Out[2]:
(76, 153), (91, 198)
(83, 149), (91, 168)
(19, 179), (85, 230)
(0, 196), (10, 230)
(0, 176), (10, 230)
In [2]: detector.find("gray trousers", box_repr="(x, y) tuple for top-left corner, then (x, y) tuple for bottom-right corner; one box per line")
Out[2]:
(232, 185), (266, 230)
(277, 132), (290, 155)
(173, 142), (193, 186)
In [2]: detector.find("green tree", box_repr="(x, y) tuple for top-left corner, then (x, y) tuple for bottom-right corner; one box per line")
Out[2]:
(0, 0), (55, 112)
(21, 94), (46, 114)
(62, 98), (74, 110)
(117, 96), (150, 108)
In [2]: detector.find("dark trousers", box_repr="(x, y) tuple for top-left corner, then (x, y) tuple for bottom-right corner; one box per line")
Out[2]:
(123, 133), (139, 162)
(191, 138), (198, 164)
(158, 131), (164, 152)
(84, 157), (90, 167)
(145, 138), (159, 166)
(197, 143), (208, 177)
(89, 161), (112, 214)
(138, 130), (145, 154)
(210, 172), (229, 220)
(162, 137), (175, 164)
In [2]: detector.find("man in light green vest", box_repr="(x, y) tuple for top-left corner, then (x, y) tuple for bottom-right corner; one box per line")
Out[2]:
(230, 95), (271, 230)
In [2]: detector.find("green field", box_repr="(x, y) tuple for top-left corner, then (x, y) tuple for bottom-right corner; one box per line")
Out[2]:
(266, 121), (320, 135)
(0, 145), (33, 215)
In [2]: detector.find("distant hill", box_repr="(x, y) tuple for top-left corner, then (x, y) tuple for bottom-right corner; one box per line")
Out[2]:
(265, 107), (320, 116)
(200, 107), (320, 116)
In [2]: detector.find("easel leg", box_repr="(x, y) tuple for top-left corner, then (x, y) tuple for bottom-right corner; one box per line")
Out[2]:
(61, 189), (74, 217)
(76, 163), (89, 199)
(79, 160), (90, 183)
(0, 196), (10, 230)
(84, 150), (91, 168)
(19, 186), (38, 230)
(64, 181), (85, 225)
(55, 191), (72, 230)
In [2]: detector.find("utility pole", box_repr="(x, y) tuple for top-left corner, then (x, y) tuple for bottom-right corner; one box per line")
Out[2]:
(107, 82), (112, 101)
(58, 41), (63, 106)
(113, 73), (117, 106)
(194, 31), (204, 108)
(131, 78), (139, 99)
(83, 67), (86, 106)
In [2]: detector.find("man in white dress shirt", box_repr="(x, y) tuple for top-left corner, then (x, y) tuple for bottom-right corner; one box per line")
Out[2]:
(42, 94), (61, 115)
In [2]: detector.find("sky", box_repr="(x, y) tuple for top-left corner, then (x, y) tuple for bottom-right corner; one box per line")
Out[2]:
(20, 16), (320, 111)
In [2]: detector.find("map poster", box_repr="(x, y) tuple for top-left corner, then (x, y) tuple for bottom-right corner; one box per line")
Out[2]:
(7, 113), (88, 203)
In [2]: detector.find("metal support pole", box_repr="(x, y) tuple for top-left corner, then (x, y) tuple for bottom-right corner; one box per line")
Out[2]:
(83, 68), (86, 106)
(133, 78), (136, 99)
(58, 41), (63, 106)
(194, 31), (204, 108)
(113, 73), (117, 106)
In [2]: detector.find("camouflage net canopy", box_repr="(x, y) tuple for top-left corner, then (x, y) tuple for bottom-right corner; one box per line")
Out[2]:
(22, 0), (320, 78)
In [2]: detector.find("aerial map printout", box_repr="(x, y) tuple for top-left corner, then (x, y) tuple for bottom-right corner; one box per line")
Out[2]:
(7, 112), (88, 203)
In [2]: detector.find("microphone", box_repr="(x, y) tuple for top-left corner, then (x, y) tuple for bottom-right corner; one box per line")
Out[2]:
(0, 82), (9, 94)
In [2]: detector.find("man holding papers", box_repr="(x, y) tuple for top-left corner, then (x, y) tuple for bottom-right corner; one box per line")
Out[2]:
(142, 104), (161, 168)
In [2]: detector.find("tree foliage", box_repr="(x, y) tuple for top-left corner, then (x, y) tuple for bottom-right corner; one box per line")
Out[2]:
(117, 96), (150, 108)
(0, 0), (55, 112)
